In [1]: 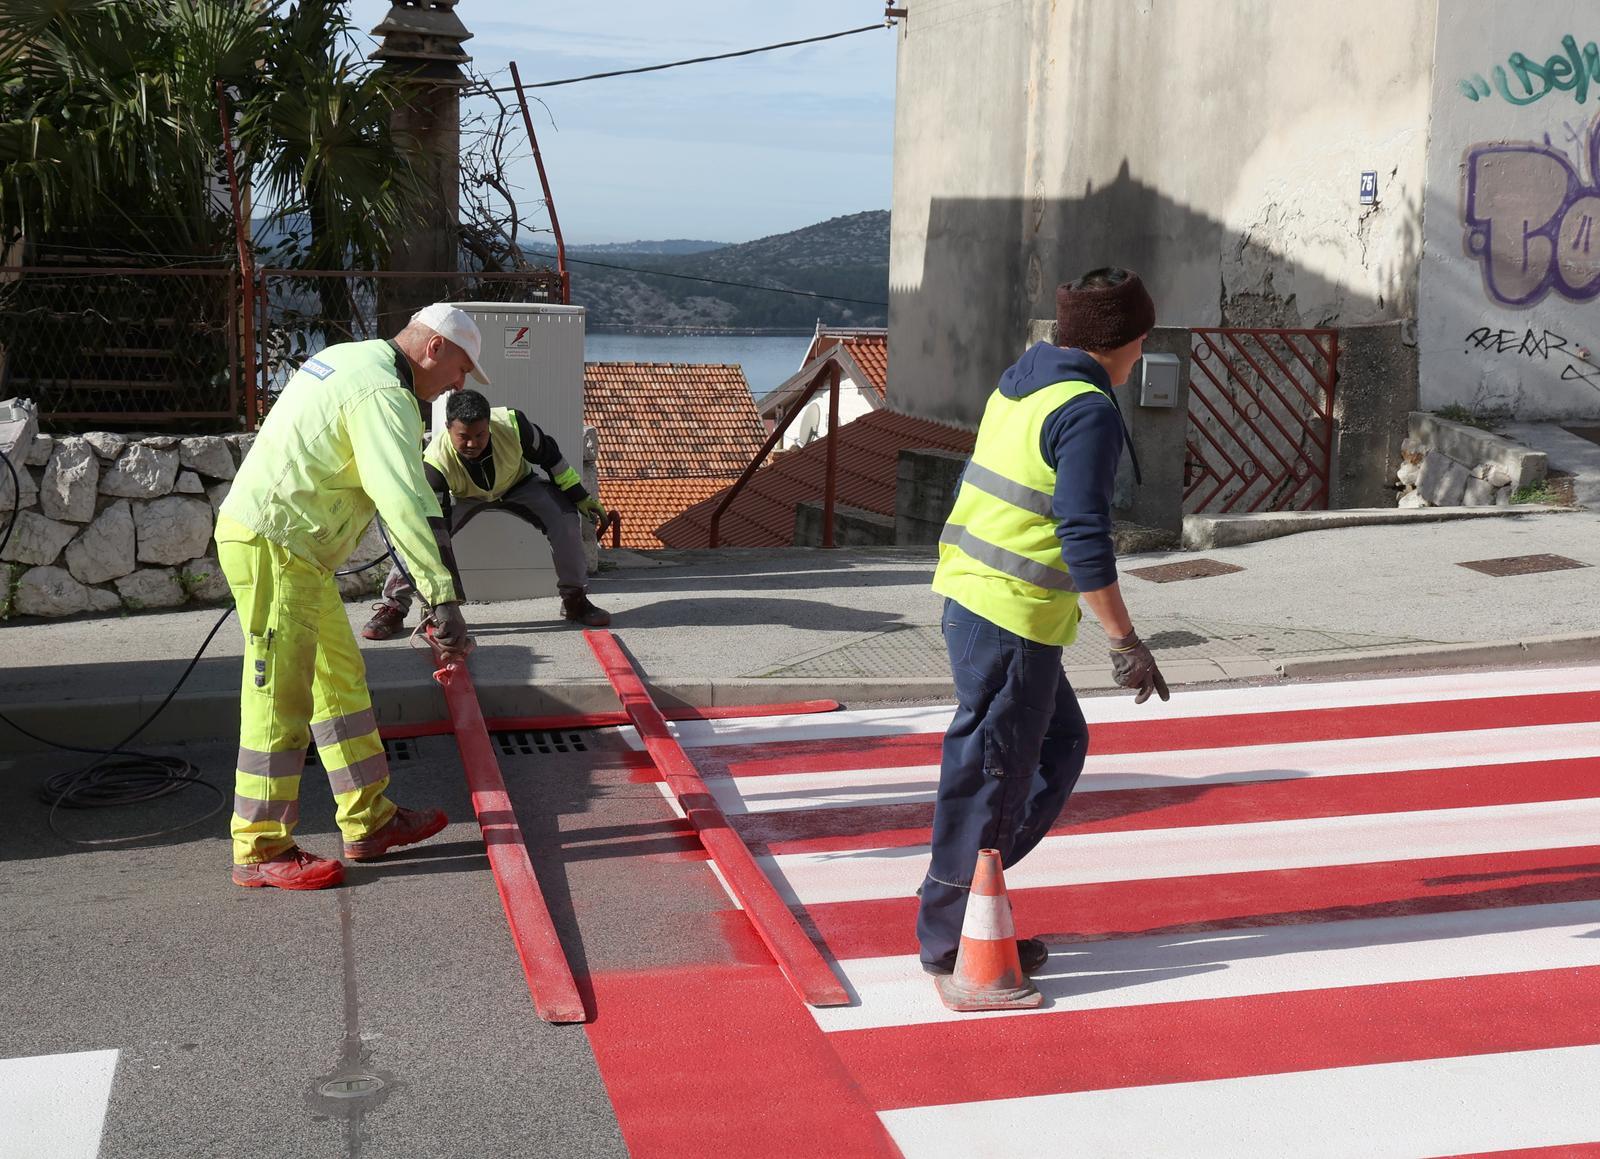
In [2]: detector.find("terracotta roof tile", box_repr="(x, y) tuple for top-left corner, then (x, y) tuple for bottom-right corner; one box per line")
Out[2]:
(600, 476), (741, 549)
(583, 362), (768, 549)
(806, 330), (888, 400)
(656, 408), (974, 548)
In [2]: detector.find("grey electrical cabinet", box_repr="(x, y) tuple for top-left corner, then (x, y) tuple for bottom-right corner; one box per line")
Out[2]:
(429, 303), (586, 602)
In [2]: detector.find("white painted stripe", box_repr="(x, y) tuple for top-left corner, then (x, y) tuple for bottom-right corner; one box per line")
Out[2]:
(878, 1044), (1600, 1159)
(707, 720), (1600, 815)
(0, 1049), (119, 1159)
(959, 896), (1014, 941)
(766, 797), (1600, 906)
(619, 665), (1600, 750)
(814, 900), (1600, 1033)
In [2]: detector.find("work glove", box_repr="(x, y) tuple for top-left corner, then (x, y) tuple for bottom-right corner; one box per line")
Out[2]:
(1108, 631), (1170, 705)
(425, 601), (469, 651)
(576, 496), (607, 526)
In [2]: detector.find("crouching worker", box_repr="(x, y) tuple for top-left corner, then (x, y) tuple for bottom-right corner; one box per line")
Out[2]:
(917, 267), (1171, 977)
(216, 302), (479, 890)
(362, 387), (611, 638)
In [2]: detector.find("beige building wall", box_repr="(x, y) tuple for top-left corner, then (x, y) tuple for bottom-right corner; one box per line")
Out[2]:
(1419, 4), (1600, 418)
(888, 0), (1436, 425)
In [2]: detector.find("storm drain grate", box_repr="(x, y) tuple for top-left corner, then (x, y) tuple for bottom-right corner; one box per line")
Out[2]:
(1457, 553), (1590, 577)
(492, 729), (590, 756)
(307, 737), (417, 766)
(1127, 559), (1245, 583)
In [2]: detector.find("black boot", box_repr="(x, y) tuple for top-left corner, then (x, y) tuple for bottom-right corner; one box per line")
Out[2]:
(560, 588), (611, 627)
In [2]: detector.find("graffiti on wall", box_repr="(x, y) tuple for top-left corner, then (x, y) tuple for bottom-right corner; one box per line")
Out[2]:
(1462, 114), (1600, 306)
(1460, 33), (1600, 106)
(1463, 325), (1600, 392)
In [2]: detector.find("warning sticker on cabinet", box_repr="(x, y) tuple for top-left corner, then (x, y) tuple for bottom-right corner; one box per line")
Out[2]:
(505, 325), (531, 359)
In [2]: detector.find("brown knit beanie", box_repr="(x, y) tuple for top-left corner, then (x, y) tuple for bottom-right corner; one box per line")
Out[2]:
(1055, 268), (1156, 351)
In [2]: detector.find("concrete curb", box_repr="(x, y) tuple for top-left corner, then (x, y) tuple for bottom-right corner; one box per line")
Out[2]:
(7, 637), (1598, 754)
(1182, 504), (1576, 550)
(1275, 632), (1600, 678)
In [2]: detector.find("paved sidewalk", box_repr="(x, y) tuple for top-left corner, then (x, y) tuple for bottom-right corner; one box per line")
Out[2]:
(3, 509), (1599, 750)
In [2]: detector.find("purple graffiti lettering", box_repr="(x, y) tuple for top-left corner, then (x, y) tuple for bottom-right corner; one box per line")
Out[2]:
(1464, 119), (1600, 305)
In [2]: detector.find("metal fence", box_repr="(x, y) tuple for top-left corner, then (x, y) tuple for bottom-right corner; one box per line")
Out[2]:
(1184, 327), (1340, 514)
(0, 266), (240, 428)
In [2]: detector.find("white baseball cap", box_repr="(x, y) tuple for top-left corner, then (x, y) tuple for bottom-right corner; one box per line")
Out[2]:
(411, 302), (491, 384)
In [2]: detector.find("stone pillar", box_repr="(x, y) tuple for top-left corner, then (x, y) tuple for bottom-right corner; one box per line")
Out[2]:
(370, 1), (473, 333)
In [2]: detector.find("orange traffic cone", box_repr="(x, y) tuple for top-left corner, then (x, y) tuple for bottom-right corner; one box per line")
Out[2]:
(935, 848), (1044, 1012)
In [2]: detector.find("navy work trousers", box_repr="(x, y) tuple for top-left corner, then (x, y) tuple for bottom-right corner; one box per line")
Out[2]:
(915, 598), (1090, 969)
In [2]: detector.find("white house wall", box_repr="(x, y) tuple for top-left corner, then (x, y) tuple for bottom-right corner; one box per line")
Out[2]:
(889, 0), (1435, 426)
(1419, 4), (1600, 419)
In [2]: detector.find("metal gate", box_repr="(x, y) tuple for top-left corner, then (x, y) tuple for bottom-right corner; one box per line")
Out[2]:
(1184, 327), (1339, 513)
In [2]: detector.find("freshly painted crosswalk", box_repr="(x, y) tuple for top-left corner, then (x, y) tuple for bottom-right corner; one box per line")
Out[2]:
(619, 666), (1600, 1156)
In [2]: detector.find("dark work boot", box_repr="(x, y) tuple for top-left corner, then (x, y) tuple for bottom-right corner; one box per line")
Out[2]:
(560, 589), (611, 627)
(361, 602), (406, 641)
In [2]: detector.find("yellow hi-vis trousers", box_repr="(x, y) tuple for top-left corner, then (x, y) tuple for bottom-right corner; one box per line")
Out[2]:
(217, 532), (397, 864)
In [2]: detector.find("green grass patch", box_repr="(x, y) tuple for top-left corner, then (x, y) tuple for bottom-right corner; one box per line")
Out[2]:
(1511, 482), (1560, 504)
(1435, 404), (1507, 432)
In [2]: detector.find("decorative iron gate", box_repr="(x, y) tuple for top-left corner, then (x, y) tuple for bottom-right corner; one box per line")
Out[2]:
(1184, 327), (1339, 514)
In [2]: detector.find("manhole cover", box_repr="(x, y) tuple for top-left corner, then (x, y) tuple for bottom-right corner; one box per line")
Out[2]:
(1127, 559), (1245, 583)
(318, 1075), (386, 1099)
(1457, 553), (1590, 577)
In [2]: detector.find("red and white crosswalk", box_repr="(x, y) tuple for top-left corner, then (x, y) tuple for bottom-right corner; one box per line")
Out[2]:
(591, 666), (1600, 1157)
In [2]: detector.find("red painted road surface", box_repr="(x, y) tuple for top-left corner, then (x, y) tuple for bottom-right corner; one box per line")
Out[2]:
(578, 668), (1600, 1157)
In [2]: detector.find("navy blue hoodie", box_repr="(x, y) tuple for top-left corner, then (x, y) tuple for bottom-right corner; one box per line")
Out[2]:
(995, 342), (1127, 592)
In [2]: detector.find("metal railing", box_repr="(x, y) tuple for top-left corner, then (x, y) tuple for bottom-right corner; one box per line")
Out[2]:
(708, 360), (841, 548)
(0, 265), (240, 428)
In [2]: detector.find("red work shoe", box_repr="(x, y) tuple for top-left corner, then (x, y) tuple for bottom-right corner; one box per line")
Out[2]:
(343, 805), (448, 861)
(361, 602), (406, 641)
(232, 847), (345, 890)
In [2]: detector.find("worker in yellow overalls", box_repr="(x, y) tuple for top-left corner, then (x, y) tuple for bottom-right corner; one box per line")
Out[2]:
(216, 303), (481, 890)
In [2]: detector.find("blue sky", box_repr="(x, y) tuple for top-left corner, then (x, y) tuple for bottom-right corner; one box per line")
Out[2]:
(346, 2), (897, 245)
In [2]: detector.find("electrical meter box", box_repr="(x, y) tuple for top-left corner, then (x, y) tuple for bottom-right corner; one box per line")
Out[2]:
(429, 303), (586, 602)
(1138, 352), (1180, 408)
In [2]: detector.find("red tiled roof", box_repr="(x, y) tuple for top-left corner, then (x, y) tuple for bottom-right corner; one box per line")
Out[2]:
(602, 476), (740, 549)
(583, 362), (768, 549)
(806, 330), (888, 399)
(656, 408), (974, 548)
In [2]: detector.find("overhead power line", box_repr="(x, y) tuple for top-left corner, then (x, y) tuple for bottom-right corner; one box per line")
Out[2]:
(528, 250), (888, 308)
(478, 23), (888, 93)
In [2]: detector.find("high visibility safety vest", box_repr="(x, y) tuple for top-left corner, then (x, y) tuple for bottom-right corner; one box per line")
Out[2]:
(218, 339), (459, 607)
(423, 407), (531, 502)
(932, 379), (1108, 646)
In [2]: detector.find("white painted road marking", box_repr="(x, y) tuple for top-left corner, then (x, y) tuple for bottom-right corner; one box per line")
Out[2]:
(0, 1049), (118, 1159)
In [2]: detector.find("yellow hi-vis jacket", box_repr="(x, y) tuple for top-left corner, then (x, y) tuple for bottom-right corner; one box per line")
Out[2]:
(423, 406), (532, 502)
(932, 379), (1107, 646)
(218, 339), (460, 607)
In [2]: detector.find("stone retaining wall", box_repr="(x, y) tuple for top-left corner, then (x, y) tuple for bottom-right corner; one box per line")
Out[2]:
(1394, 411), (1547, 510)
(1, 431), (387, 619)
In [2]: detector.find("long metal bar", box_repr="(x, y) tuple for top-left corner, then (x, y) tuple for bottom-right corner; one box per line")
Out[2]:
(821, 363), (840, 548)
(252, 267), (562, 280)
(509, 61), (570, 304)
(708, 361), (833, 547)
(429, 646), (586, 1023)
(583, 629), (850, 1007)
(0, 266), (233, 277)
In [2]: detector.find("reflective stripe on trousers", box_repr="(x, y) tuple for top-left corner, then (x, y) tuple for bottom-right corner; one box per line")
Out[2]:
(218, 535), (397, 864)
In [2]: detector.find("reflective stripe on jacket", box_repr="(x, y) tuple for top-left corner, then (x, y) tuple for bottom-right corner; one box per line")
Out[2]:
(423, 407), (531, 502)
(218, 339), (460, 607)
(931, 379), (1106, 645)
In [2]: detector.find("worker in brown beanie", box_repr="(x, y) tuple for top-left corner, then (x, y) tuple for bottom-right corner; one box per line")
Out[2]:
(917, 266), (1169, 985)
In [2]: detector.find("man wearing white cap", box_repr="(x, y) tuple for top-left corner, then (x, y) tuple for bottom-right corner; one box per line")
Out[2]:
(213, 303), (482, 890)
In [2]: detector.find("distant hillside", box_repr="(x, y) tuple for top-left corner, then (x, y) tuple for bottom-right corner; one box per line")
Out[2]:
(531, 210), (889, 331)
(566, 239), (727, 256)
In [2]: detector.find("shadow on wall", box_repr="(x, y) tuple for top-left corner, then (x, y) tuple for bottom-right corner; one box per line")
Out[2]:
(888, 166), (1422, 429)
